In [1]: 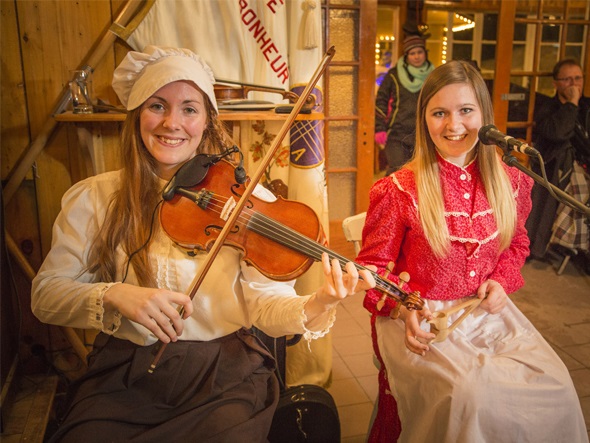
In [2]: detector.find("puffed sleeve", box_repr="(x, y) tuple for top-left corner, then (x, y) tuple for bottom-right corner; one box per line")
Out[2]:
(31, 173), (123, 333)
(239, 263), (336, 342)
(357, 176), (413, 317)
(488, 170), (534, 294)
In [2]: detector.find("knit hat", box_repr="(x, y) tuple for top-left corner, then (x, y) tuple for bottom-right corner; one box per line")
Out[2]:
(403, 35), (426, 54)
(112, 45), (218, 113)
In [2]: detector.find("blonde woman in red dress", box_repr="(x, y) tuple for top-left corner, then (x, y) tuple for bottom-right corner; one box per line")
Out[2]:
(358, 60), (587, 443)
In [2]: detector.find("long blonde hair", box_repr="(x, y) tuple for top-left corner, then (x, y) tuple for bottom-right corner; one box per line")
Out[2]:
(409, 60), (516, 257)
(87, 91), (233, 286)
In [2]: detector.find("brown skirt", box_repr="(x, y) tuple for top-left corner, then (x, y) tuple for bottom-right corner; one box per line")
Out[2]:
(49, 329), (279, 443)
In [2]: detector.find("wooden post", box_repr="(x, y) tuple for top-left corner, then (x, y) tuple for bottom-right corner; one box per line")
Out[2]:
(492, 0), (516, 132)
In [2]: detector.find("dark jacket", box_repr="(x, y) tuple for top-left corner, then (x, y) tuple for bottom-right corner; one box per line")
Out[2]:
(526, 94), (590, 258)
(375, 66), (420, 174)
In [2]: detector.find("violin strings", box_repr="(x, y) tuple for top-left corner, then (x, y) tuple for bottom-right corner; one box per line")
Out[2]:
(204, 193), (403, 297)
(246, 211), (404, 297)
(204, 192), (333, 262)
(198, 192), (406, 300)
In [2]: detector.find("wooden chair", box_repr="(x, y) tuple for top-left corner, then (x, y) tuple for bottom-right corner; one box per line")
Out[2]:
(342, 212), (367, 257)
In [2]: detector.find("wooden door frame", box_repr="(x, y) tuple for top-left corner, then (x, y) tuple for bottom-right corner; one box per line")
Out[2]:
(492, 0), (590, 136)
(357, 0), (378, 212)
(321, 0), (378, 219)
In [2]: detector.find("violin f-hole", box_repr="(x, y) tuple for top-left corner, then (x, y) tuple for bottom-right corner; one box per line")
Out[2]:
(231, 184), (254, 209)
(205, 223), (240, 236)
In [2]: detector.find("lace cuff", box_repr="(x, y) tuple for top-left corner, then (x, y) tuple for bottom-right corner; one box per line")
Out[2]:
(300, 297), (338, 349)
(91, 282), (122, 334)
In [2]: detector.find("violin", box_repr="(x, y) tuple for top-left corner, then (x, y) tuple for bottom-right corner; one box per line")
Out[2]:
(214, 78), (316, 108)
(159, 153), (424, 310)
(149, 46), (419, 373)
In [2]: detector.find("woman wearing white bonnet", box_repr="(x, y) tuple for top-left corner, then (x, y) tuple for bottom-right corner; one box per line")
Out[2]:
(32, 45), (375, 441)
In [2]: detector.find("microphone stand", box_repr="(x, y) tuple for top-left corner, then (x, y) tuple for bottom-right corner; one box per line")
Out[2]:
(501, 153), (590, 218)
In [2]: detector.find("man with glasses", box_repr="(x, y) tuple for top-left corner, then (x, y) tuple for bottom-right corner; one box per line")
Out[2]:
(526, 58), (590, 274)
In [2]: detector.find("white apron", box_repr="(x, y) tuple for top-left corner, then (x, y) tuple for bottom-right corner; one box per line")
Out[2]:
(376, 297), (588, 443)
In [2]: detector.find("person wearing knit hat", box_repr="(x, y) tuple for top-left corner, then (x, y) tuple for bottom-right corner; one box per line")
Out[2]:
(375, 33), (435, 174)
(403, 34), (426, 54)
(32, 46), (375, 442)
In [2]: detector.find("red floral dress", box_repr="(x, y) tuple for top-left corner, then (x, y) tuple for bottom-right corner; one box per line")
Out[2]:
(355, 157), (587, 443)
(359, 156), (532, 316)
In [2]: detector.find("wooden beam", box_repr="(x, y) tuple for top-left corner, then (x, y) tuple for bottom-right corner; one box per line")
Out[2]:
(6, 231), (90, 363)
(492, 0), (516, 132)
(357, 0), (378, 213)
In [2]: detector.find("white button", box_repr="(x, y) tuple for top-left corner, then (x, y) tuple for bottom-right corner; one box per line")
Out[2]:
(460, 174), (467, 180)
(469, 270), (476, 277)
(464, 193), (470, 199)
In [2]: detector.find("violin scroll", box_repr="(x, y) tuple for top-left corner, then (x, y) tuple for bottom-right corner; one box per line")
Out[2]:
(373, 262), (424, 316)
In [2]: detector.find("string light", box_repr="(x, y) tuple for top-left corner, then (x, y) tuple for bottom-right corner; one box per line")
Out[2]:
(452, 23), (475, 32)
(452, 13), (475, 32)
(441, 28), (448, 64)
(376, 38), (395, 65)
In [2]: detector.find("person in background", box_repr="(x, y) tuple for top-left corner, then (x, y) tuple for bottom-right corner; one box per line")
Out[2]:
(375, 50), (393, 87)
(375, 34), (435, 175)
(31, 45), (375, 442)
(358, 60), (587, 443)
(526, 58), (590, 271)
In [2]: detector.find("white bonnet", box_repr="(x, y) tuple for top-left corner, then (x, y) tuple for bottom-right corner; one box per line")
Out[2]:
(112, 45), (218, 113)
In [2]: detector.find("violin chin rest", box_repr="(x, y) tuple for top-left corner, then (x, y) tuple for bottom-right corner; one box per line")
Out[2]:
(162, 154), (214, 201)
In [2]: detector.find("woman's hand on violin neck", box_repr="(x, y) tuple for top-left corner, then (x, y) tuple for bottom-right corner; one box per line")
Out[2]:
(103, 283), (193, 343)
(314, 253), (376, 307)
(304, 254), (376, 323)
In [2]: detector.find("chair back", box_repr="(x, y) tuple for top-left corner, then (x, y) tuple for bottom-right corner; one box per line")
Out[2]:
(342, 212), (367, 255)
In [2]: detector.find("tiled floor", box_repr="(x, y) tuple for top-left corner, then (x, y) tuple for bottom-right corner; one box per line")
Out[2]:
(327, 250), (590, 442)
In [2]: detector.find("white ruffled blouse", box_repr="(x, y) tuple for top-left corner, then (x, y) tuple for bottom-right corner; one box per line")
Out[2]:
(31, 170), (335, 346)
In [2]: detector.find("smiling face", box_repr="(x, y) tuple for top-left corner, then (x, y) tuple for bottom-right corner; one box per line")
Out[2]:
(140, 80), (209, 180)
(425, 83), (483, 167)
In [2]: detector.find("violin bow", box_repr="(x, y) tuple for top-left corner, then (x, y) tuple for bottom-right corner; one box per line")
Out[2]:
(149, 46), (336, 373)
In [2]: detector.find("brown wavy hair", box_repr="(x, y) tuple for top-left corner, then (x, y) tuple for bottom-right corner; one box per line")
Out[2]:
(87, 91), (233, 287)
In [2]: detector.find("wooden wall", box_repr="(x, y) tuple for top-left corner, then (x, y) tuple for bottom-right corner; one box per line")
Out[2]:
(1, 0), (144, 379)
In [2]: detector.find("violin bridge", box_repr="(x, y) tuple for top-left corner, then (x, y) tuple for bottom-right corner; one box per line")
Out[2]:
(220, 196), (236, 221)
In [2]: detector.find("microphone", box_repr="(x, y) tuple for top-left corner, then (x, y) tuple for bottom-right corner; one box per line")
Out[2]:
(231, 146), (247, 184)
(478, 124), (539, 156)
(234, 163), (247, 184)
